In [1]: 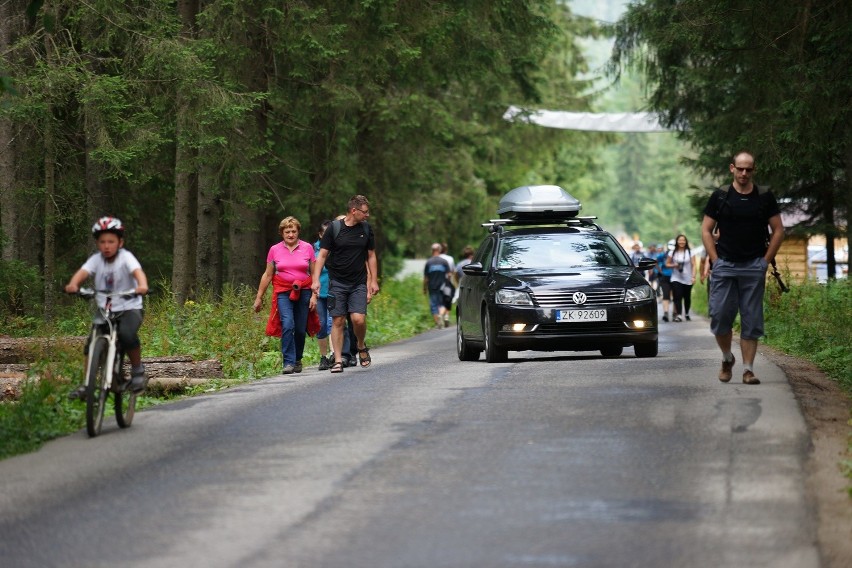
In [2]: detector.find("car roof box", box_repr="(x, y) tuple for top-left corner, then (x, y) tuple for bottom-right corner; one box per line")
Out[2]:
(497, 185), (582, 219)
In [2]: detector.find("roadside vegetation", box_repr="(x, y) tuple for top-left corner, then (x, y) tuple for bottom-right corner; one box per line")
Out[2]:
(0, 276), (432, 460)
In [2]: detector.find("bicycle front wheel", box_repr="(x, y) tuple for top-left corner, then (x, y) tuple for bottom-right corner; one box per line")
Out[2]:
(86, 336), (110, 437)
(114, 354), (136, 428)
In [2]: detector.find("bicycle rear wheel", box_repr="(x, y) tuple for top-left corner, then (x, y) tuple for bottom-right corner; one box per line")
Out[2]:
(86, 336), (110, 437)
(114, 354), (136, 428)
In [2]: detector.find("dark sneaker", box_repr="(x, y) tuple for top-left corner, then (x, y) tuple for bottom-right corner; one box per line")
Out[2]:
(318, 356), (330, 371)
(68, 385), (87, 400)
(282, 364), (295, 374)
(129, 372), (147, 393)
(294, 360), (303, 373)
(742, 370), (760, 385)
(719, 355), (735, 383)
(685, 315), (691, 321)
(662, 315), (669, 322)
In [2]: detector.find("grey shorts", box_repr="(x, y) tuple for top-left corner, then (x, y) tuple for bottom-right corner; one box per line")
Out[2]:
(708, 257), (767, 339)
(327, 281), (368, 318)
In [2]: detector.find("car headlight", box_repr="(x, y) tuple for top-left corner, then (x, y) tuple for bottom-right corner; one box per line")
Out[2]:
(495, 289), (533, 306)
(625, 284), (653, 303)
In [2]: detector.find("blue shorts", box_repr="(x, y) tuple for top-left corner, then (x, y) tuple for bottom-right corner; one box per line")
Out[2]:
(708, 257), (767, 339)
(428, 290), (444, 315)
(327, 281), (368, 318)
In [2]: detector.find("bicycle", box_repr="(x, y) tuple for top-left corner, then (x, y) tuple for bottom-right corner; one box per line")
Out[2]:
(72, 287), (140, 437)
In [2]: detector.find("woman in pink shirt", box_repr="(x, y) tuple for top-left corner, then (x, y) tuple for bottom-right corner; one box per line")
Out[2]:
(254, 216), (316, 374)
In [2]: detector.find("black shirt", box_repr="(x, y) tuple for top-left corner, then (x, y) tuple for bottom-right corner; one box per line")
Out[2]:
(424, 256), (451, 291)
(319, 220), (375, 285)
(703, 184), (780, 262)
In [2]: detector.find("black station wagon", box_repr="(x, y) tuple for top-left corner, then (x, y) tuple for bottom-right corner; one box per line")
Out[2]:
(456, 185), (659, 362)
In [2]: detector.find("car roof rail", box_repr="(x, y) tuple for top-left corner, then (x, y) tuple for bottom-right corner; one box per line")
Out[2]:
(482, 216), (602, 232)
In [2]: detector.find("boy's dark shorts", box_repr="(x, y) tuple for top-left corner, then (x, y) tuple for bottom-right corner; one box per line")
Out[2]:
(327, 281), (367, 318)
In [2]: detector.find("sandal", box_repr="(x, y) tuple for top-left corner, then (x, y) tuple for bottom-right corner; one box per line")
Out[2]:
(330, 361), (344, 373)
(358, 346), (371, 368)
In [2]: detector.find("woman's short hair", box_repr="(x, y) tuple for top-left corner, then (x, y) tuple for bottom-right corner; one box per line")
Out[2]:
(278, 216), (301, 234)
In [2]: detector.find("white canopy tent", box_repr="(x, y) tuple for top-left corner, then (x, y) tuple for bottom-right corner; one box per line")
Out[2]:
(503, 105), (677, 133)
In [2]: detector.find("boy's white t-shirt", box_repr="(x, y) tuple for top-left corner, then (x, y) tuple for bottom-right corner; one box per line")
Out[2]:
(81, 249), (143, 311)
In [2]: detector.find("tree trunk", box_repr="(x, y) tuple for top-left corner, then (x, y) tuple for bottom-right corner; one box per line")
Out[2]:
(196, 164), (222, 295)
(171, 0), (200, 304)
(0, 0), (18, 261)
(228, 197), (264, 288)
(42, 13), (57, 322)
(172, 111), (198, 304)
(84, 103), (110, 220)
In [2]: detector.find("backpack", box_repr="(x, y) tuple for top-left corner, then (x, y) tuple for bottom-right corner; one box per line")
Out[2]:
(330, 219), (370, 243)
(713, 184), (771, 223)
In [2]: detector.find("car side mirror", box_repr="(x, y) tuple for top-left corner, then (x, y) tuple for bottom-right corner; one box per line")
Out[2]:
(637, 258), (657, 271)
(462, 262), (484, 275)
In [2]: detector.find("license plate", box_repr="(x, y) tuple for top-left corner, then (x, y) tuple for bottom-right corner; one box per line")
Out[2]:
(555, 309), (607, 322)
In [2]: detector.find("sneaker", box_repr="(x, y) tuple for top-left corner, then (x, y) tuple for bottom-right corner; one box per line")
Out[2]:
(662, 315), (669, 322)
(685, 315), (691, 321)
(318, 355), (330, 371)
(719, 355), (735, 382)
(67, 385), (87, 400)
(673, 315), (682, 322)
(742, 370), (761, 385)
(294, 360), (303, 373)
(129, 372), (147, 393)
(347, 356), (358, 368)
(282, 364), (295, 374)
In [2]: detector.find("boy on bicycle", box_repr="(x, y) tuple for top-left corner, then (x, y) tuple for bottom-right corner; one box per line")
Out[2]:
(65, 216), (149, 398)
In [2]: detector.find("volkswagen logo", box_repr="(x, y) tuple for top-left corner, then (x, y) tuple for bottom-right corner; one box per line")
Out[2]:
(572, 292), (587, 305)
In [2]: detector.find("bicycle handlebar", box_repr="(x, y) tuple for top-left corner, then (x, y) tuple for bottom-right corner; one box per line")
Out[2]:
(73, 287), (141, 299)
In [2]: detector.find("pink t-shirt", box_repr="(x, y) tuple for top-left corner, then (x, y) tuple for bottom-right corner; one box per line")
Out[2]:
(266, 240), (315, 282)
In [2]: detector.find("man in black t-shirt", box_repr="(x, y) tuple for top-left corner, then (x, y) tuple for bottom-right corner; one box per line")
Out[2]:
(701, 151), (784, 385)
(312, 195), (379, 373)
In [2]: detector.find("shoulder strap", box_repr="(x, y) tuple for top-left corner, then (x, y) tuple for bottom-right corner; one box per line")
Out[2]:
(331, 219), (342, 241)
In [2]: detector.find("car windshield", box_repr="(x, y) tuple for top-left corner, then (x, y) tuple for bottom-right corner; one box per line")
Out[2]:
(496, 233), (629, 269)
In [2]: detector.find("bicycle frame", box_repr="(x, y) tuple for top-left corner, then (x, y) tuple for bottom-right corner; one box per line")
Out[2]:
(83, 289), (134, 391)
(77, 287), (138, 436)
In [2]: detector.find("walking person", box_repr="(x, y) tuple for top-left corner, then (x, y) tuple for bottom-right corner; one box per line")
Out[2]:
(656, 241), (674, 322)
(254, 216), (317, 374)
(313, 220), (334, 370)
(665, 234), (697, 321)
(423, 242), (452, 328)
(701, 150), (784, 385)
(311, 195), (380, 373)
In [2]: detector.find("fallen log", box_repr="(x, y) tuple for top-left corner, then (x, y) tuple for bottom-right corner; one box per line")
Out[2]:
(0, 337), (86, 364)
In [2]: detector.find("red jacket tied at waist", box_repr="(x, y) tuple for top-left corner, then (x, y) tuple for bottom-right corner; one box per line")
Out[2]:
(265, 274), (320, 337)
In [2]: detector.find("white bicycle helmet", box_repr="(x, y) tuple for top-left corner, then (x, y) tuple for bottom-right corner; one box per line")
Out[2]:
(91, 216), (125, 238)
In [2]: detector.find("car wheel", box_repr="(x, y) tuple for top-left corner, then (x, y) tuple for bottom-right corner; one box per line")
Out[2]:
(483, 310), (508, 363)
(634, 340), (658, 358)
(600, 346), (623, 357)
(457, 318), (480, 361)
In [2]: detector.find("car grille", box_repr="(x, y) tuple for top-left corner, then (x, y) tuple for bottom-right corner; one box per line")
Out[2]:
(533, 288), (625, 307)
(536, 322), (629, 334)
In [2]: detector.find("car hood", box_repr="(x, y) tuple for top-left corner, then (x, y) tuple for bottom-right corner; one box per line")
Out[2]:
(493, 266), (646, 291)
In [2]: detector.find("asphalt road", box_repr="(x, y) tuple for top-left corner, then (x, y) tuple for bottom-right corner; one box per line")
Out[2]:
(0, 317), (818, 568)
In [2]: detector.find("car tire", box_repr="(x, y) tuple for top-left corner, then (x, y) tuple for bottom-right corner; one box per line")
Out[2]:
(457, 318), (480, 361)
(634, 340), (658, 358)
(600, 346), (623, 357)
(483, 310), (508, 363)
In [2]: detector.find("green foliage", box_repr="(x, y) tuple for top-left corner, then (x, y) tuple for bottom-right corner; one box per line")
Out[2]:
(763, 279), (852, 390)
(0, 260), (43, 329)
(0, 359), (85, 460)
(609, 0), (852, 250)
